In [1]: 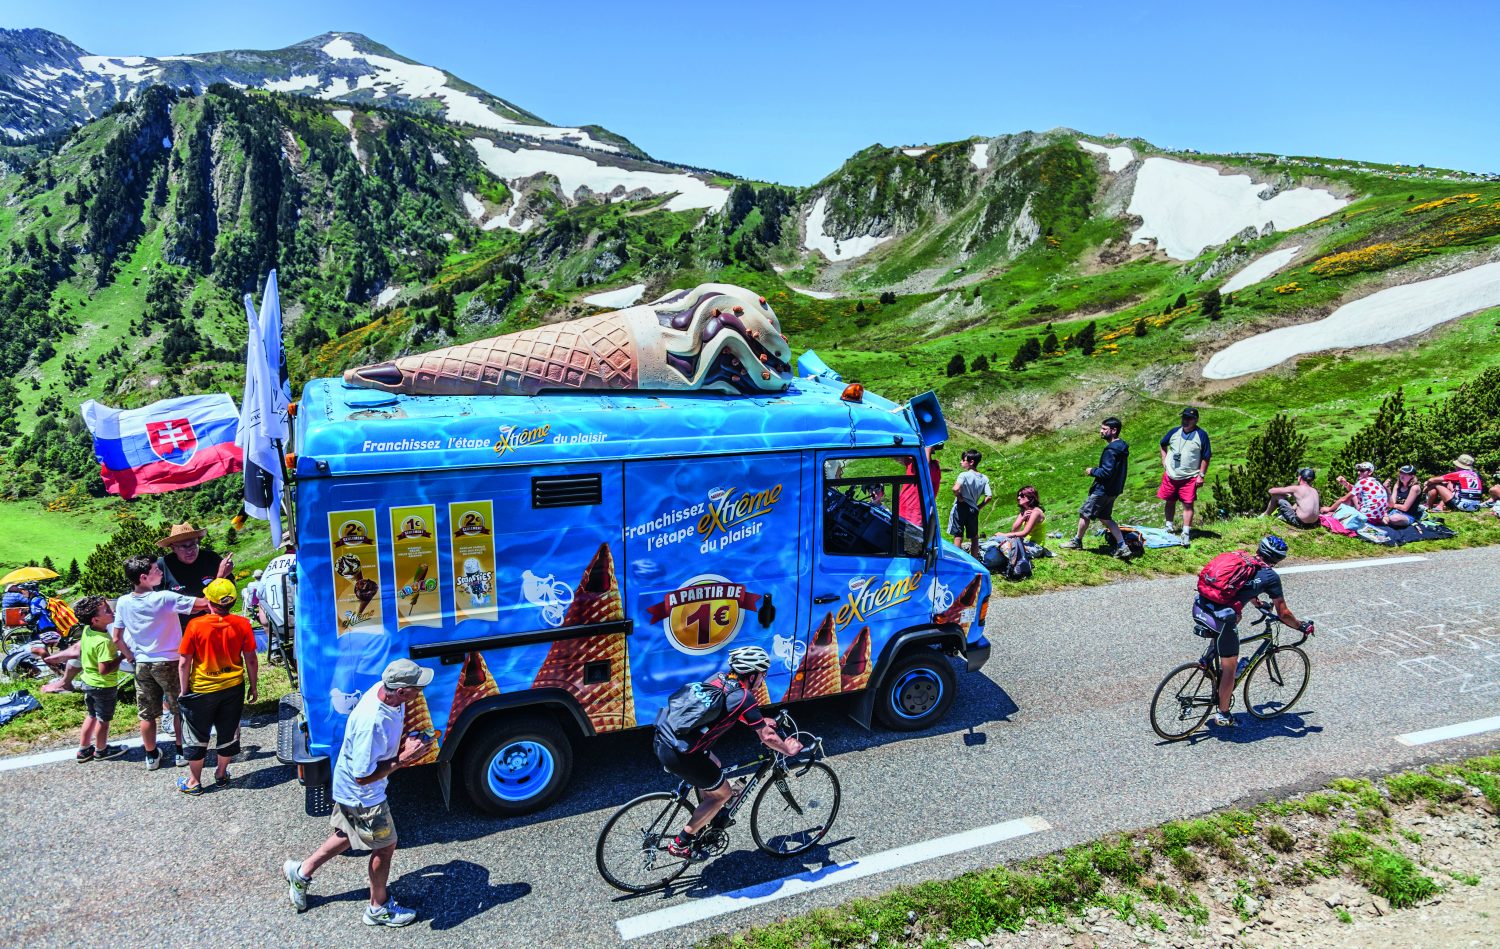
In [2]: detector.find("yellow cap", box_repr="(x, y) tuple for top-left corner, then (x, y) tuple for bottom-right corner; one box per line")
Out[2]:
(204, 578), (237, 606)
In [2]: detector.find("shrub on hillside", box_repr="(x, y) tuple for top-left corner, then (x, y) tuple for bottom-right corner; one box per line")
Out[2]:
(1010, 338), (1042, 371)
(1329, 388), (1416, 476)
(946, 354), (966, 376)
(972, 354), (990, 372)
(1332, 369), (1500, 477)
(79, 517), (168, 596)
(1202, 288), (1222, 321)
(1133, 318), (1147, 337)
(1212, 413), (1310, 516)
(1074, 321), (1097, 356)
(1043, 332), (1060, 353)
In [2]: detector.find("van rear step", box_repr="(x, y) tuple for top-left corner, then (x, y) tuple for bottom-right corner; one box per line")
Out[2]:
(276, 693), (331, 789)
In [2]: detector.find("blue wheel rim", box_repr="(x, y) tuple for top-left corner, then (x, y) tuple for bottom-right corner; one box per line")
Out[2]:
(487, 739), (555, 802)
(890, 668), (943, 720)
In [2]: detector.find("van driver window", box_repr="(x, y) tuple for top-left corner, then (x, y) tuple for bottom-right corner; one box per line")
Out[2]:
(822, 456), (926, 557)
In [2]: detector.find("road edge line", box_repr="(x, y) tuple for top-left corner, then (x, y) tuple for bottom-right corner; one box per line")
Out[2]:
(1395, 715), (1500, 746)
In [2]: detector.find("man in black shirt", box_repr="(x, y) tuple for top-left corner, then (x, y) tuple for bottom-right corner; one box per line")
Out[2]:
(1062, 417), (1132, 558)
(155, 522), (234, 630)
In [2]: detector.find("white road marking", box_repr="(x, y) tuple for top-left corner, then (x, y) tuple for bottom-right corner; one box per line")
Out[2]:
(615, 815), (1051, 941)
(0, 732), (168, 774)
(1278, 555), (1425, 575)
(1396, 716), (1500, 747)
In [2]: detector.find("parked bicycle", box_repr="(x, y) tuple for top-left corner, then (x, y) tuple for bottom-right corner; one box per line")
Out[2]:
(595, 710), (840, 893)
(1150, 599), (1312, 741)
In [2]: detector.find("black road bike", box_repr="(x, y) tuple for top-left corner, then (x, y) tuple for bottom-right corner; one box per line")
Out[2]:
(1150, 599), (1312, 741)
(595, 711), (841, 893)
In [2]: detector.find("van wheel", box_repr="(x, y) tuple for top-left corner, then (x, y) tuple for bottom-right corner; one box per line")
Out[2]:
(875, 651), (957, 731)
(462, 714), (573, 816)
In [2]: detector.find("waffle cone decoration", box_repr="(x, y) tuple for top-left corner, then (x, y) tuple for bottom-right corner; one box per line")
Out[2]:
(531, 543), (635, 732)
(402, 689), (440, 765)
(934, 576), (982, 625)
(342, 283), (794, 396)
(840, 626), (873, 692)
(781, 613), (842, 703)
(445, 650), (501, 737)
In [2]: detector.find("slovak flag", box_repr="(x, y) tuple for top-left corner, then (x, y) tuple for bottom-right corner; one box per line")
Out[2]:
(80, 394), (244, 499)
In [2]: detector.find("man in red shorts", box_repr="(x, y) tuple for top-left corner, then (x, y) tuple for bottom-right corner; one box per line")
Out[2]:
(1158, 408), (1212, 547)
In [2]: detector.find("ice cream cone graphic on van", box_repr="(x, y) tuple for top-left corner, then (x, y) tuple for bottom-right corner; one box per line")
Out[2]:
(934, 575), (982, 625)
(446, 650), (501, 737)
(751, 674), (771, 708)
(402, 688), (440, 765)
(781, 613), (841, 702)
(840, 626), (873, 692)
(531, 543), (635, 732)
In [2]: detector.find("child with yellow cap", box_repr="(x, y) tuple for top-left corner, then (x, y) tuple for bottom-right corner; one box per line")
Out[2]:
(175, 578), (259, 794)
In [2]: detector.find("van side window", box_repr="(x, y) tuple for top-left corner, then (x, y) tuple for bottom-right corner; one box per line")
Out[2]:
(822, 455), (926, 558)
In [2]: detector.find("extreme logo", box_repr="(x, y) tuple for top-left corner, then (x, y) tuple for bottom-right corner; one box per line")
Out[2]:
(696, 484), (783, 552)
(493, 423), (551, 457)
(834, 572), (924, 632)
(650, 574), (764, 655)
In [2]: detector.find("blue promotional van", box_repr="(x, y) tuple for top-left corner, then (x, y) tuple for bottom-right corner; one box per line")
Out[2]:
(278, 352), (991, 815)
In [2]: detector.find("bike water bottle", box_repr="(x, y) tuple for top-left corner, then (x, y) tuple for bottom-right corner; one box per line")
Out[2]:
(1236, 657), (1249, 678)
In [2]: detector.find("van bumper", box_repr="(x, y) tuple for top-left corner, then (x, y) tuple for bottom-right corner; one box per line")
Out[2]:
(965, 636), (991, 672)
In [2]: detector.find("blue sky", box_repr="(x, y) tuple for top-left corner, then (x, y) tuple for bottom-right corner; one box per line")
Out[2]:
(4, 0), (1495, 184)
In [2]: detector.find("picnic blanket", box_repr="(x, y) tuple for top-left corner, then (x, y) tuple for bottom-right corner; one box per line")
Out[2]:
(0, 690), (41, 726)
(1320, 513), (1358, 537)
(1121, 525), (1186, 549)
(1361, 521), (1459, 546)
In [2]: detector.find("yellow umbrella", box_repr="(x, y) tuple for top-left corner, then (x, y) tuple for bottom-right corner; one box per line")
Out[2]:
(0, 566), (59, 586)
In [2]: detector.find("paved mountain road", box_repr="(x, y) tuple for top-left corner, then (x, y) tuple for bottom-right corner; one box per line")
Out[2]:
(3, 547), (1498, 947)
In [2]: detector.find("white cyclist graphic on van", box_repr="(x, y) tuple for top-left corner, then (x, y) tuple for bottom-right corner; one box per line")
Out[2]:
(521, 569), (574, 627)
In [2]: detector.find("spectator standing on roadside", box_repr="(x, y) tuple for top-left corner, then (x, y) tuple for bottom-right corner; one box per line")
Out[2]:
(949, 449), (992, 558)
(113, 555), (205, 770)
(73, 595), (126, 763)
(1323, 461), (1390, 524)
(1062, 417), (1132, 559)
(259, 533), (298, 659)
(1265, 467), (1321, 528)
(1158, 408), (1212, 547)
(176, 579), (258, 795)
(899, 443), (943, 528)
(155, 522), (234, 631)
(283, 659), (434, 927)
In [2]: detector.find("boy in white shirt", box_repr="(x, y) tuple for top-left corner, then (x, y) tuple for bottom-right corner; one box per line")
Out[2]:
(111, 555), (205, 770)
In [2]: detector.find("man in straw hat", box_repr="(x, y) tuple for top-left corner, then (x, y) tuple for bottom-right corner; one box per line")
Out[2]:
(155, 522), (234, 631)
(1424, 453), (1486, 512)
(283, 658), (433, 927)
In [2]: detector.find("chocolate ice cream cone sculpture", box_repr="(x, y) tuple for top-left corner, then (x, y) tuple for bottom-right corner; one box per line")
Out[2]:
(531, 543), (635, 732)
(934, 576), (982, 625)
(840, 626), (873, 692)
(446, 650), (501, 737)
(402, 689), (440, 765)
(781, 614), (842, 703)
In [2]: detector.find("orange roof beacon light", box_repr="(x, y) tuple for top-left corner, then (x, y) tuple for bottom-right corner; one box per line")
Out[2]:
(841, 383), (864, 402)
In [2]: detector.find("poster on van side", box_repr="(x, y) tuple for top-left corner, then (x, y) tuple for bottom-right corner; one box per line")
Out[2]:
(390, 504), (442, 629)
(328, 509), (383, 636)
(450, 500), (497, 624)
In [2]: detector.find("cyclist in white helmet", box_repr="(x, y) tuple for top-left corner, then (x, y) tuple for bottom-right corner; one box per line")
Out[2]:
(654, 645), (802, 857)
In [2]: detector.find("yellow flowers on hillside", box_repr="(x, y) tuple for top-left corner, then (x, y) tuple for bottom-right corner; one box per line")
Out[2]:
(1273, 281), (1304, 294)
(1405, 193), (1481, 215)
(1312, 199), (1500, 278)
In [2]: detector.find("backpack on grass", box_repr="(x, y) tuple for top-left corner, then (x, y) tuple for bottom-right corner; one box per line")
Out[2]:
(1197, 551), (1264, 606)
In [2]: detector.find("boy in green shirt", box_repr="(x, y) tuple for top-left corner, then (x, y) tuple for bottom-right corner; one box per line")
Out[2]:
(74, 596), (127, 763)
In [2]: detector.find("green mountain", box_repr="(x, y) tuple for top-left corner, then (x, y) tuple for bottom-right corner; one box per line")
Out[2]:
(3, 29), (1500, 572)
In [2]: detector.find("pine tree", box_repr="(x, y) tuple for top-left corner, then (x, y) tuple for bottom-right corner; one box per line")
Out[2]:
(1134, 318), (1148, 337)
(225, 525), (238, 549)
(1075, 321), (1097, 356)
(946, 354), (967, 376)
(1202, 288), (1222, 321)
(1009, 338), (1043, 371)
(1043, 332), (1060, 353)
(41, 555), (56, 572)
(80, 517), (165, 595)
(1331, 388), (1412, 476)
(64, 558), (80, 585)
(855, 301), (866, 313)
(1173, 292), (1188, 310)
(972, 354), (989, 372)
(1211, 413), (1310, 516)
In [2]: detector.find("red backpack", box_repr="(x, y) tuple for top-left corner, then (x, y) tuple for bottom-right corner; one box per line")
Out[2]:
(1197, 551), (1264, 606)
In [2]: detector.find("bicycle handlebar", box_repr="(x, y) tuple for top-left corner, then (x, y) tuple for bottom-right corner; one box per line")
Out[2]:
(1249, 599), (1312, 647)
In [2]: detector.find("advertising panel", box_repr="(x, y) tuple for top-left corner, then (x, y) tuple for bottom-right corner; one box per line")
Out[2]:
(327, 508), (382, 635)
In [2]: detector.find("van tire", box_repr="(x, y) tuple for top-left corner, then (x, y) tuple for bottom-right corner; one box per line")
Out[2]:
(461, 714), (573, 816)
(874, 651), (957, 731)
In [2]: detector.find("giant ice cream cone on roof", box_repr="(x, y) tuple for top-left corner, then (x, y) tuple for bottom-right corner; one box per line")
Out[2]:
(402, 688), (440, 765)
(781, 614), (841, 703)
(840, 626), (873, 692)
(531, 543), (635, 732)
(934, 576), (982, 626)
(446, 650), (501, 737)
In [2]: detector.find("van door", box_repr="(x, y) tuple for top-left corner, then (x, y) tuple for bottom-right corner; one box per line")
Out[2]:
(624, 452), (806, 720)
(808, 451), (937, 700)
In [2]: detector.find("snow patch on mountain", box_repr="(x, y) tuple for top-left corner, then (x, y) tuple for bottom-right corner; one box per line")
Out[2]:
(970, 142), (990, 171)
(376, 286), (401, 307)
(331, 109), (358, 160)
(790, 286), (837, 299)
(1129, 158), (1346, 260)
(429, 149), (449, 166)
(582, 284), (646, 308)
(1204, 261), (1500, 379)
(1078, 140), (1134, 173)
(461, 192), (485, 219)
(265, 73), (320, 93)
(804, 196), (894, 262)
(1221, 246), (1302, 294)
(901, 147), (929, 157)
(468, 138), (727, 212)
(78, 55), (159, 83)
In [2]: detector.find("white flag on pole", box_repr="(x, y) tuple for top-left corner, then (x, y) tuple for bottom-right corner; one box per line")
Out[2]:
(238, 293), (283, 542)
(258, 269), (291, 443)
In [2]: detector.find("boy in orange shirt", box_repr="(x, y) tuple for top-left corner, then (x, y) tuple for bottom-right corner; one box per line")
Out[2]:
(176, 578), (258, 794)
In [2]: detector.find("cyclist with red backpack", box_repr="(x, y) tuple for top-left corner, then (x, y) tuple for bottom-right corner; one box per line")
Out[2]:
(1194, 536), (1314, 728)
(654, 646), (803, 857)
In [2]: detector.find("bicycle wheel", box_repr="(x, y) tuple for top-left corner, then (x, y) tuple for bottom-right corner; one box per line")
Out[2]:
(595, 792), (694, 893)
(1242, 646), (1310, 719)
(1149, 662), (1216, 741)
(750, 760), (841, 856)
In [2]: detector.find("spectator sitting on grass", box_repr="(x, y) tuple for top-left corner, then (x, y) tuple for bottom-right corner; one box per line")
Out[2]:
(1264, 468), (1321, 528)
(72, 595), (127, 764)
(997, 486), (1047, 545)
(1424, 454), (1486, 511)
(1323, 461), (1391, 524)
(1382, 464), (1421, 528)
